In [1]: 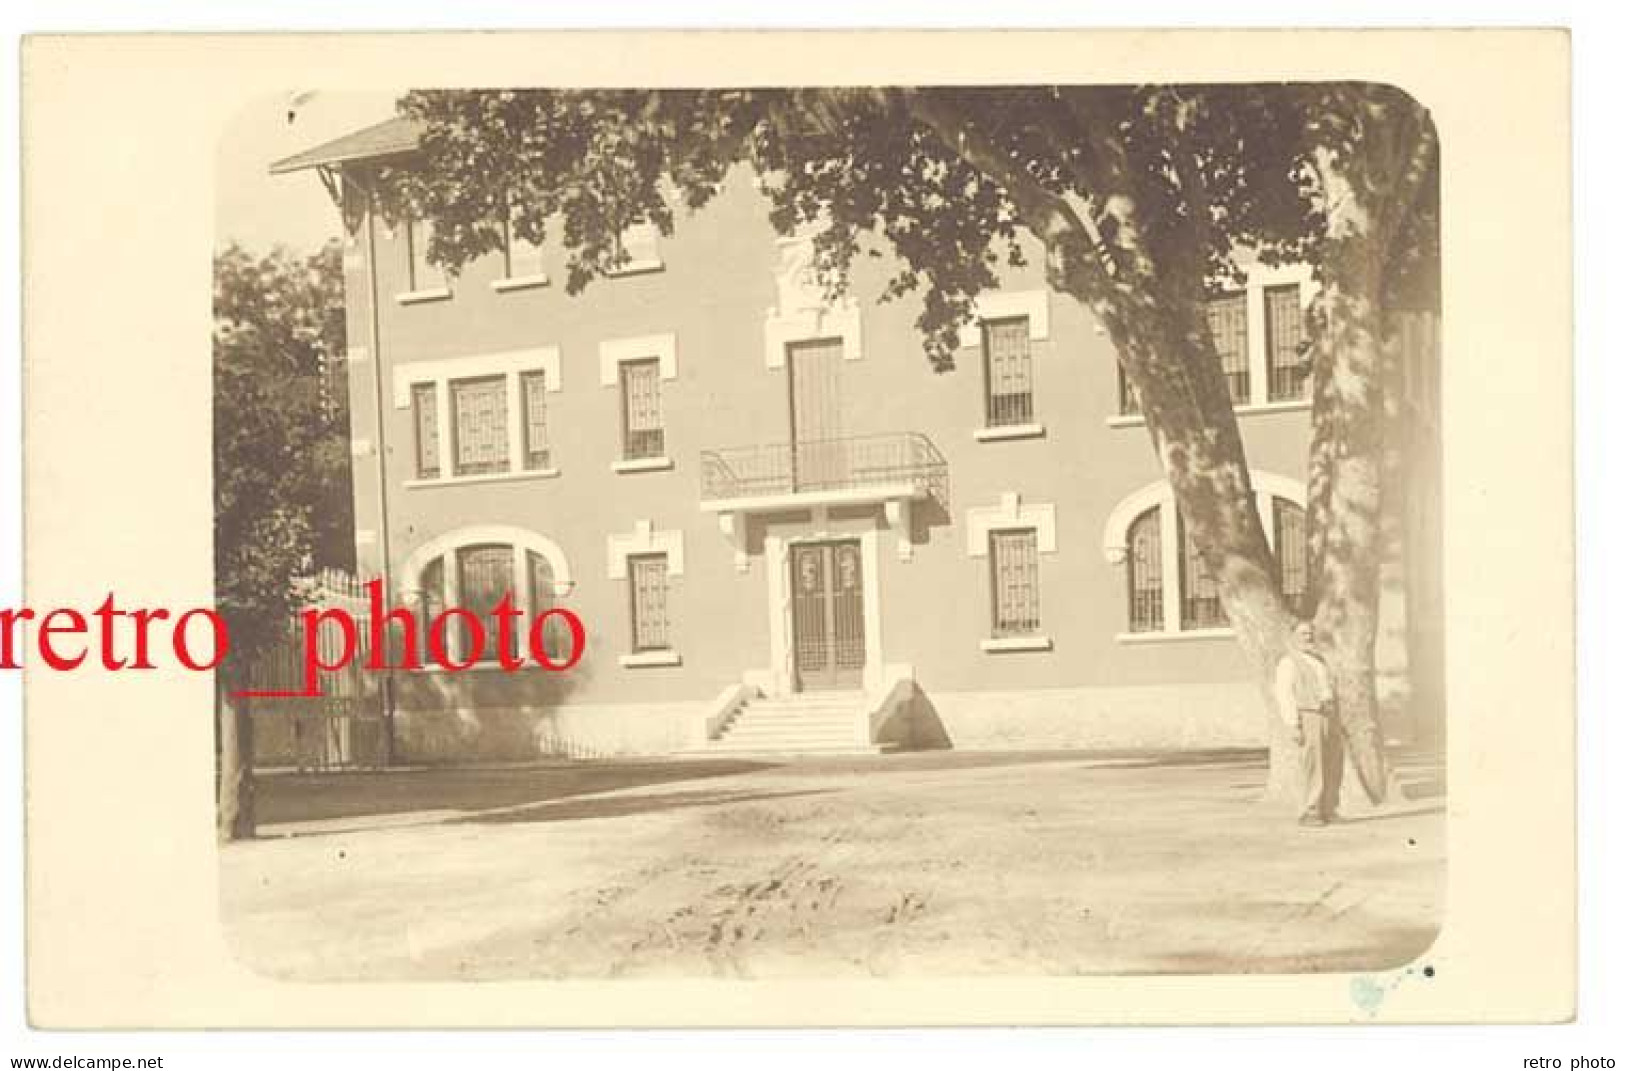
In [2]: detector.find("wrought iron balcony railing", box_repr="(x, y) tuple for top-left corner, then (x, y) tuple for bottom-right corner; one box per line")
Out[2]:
(700, 432), (949, 508)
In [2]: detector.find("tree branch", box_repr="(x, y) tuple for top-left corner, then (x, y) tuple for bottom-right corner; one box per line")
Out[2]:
(898, 88), (1118, 305)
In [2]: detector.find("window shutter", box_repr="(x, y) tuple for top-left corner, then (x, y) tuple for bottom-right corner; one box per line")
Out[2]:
(450, 375), (510, 476)
(1127, 507), (1164, 632)
(1273, 499), (1309, 616)
(620, 359), (665, 460)
(411, 383), (439, 479)
(990, 528), (1041, 637)
(982, 317), (1034, 427)
(629, 554), (671, 651)
(456, 545), (514, 662)
(527, 550), (572, 662)
(418, 557), (446, 648)
(1206, 294), (1250, 404)
(1265, 284), (1308, 401)
(1178, 512), (1228, 629)
(521, 370), (550, 470)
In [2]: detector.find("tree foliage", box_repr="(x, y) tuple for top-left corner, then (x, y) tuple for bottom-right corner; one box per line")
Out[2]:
(213, 240), (352, 662)
(381, 87), (1340, 365)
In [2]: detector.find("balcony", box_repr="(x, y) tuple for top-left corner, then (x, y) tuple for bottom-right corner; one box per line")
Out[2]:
(700, 433), (949, 567)
(700, 432), (949, 510)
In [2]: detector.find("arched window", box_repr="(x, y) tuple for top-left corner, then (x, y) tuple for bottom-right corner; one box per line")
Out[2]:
(1126, 507), (1163, 633)
(1105, 475), (1307, 638)
(1178, 513), (1227, 630)
(403, 527), (574, 664)
(454, 544), (514, 659)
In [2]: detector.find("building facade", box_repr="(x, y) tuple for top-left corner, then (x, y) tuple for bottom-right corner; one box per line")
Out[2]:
(273, 117), (1437, 762)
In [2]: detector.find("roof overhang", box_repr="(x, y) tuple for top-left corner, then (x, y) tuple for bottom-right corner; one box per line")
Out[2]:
(268, 116), (424, 175)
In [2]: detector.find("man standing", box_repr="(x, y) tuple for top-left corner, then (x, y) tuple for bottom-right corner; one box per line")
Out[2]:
(1274, 620), (1344, 827)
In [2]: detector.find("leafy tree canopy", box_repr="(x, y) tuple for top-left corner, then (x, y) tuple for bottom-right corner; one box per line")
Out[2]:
(380, 87), (1376, 367)
(214, 241), (352, 660)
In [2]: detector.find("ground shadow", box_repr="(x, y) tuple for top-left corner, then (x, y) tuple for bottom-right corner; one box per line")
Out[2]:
(452, 787), (830, 826)
(256, 758), (780, 826)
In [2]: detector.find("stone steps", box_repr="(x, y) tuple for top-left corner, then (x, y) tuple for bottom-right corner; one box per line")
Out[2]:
(703, 689), (875, 755)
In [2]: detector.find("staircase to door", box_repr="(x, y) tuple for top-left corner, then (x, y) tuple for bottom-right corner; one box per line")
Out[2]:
(705, 691), (881, 755)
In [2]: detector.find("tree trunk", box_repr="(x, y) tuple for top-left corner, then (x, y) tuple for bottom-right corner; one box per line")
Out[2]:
(1301, 133), (1408, 806)
(1305, 266), (1388, 804)
(216, 669), (256, 842)
(1297, 86), (1438, 806)
(901, 91), (1328, 807)
(1094, 286), (1303, 804)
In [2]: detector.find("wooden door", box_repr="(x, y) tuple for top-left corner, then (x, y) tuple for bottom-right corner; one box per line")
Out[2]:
(787, 337), (844, 492)
(790, 540), (865, 691)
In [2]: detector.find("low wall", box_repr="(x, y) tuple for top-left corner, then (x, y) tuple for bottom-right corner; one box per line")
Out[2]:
(919, 682), (1267, 751)
(394, 701), (711, 763)
(386, 682), (1275, 762)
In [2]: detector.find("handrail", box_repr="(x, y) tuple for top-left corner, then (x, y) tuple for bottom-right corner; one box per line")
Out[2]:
(699, 431), (949, 507)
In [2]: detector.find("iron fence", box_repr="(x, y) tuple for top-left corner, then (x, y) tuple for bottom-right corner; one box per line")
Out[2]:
(700, 431), (949, 508)
(242, 570), (389, 772)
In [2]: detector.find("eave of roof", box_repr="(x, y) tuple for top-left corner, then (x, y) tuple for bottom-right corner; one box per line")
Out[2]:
(268, 116), (425, 175)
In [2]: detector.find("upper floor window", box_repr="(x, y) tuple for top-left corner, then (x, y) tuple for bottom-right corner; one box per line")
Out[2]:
(1119, 365), (1142, 417)
(520, 370), (551, 471)
(1115, 267), (1316, 418)
(619, 358), (665, 462)
(608, 220), (663, 275)
(449, 375), (509, 477)
(1207, 293), (1250, 405)
(1265, 283), (1309, 401)
(981, 316), (1035, 429)
(599, 334), (677, 471)
(497, 216), (548, 289)
(396, 348), (562, 485)
(411, 382), (440, 480)
(989, 527), (1042, 639)
(404, 218), (448, 295)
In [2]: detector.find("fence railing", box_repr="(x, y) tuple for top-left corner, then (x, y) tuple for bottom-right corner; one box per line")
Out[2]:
(243, 569), (390, 773)
(700, 432), (949, 508)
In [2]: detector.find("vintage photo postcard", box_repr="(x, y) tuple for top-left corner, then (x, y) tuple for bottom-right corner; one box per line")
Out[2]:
(20, 29), (1573, 1026)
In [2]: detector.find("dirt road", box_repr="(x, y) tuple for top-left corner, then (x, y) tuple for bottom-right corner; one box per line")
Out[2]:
(222, 749), (1444, 980)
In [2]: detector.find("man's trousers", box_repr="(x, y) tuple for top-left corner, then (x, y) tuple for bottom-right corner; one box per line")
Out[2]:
(1299, 710), (1345, 820)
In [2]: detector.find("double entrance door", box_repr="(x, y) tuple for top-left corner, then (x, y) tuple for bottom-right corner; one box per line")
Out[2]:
(790, 540), (865, 691)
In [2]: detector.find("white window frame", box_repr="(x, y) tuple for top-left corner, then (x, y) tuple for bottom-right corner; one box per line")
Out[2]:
(965, 492), (1057, 652)
(1108, 263), (1317, 425)
(1101, 473), (1307, 643)
(956, 290), (1049, 442)
(607, 520), (685, 667)
(397, 218), (452, 305)
(605, 220), (665, 277)
(599, 333), (678, 472)
(399, 526), (574, 669)
(492, 217), (550, 293)
(393, 348), (563, 486)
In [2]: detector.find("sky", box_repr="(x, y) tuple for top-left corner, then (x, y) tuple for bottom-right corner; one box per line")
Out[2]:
(214, 89), (401, 255)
